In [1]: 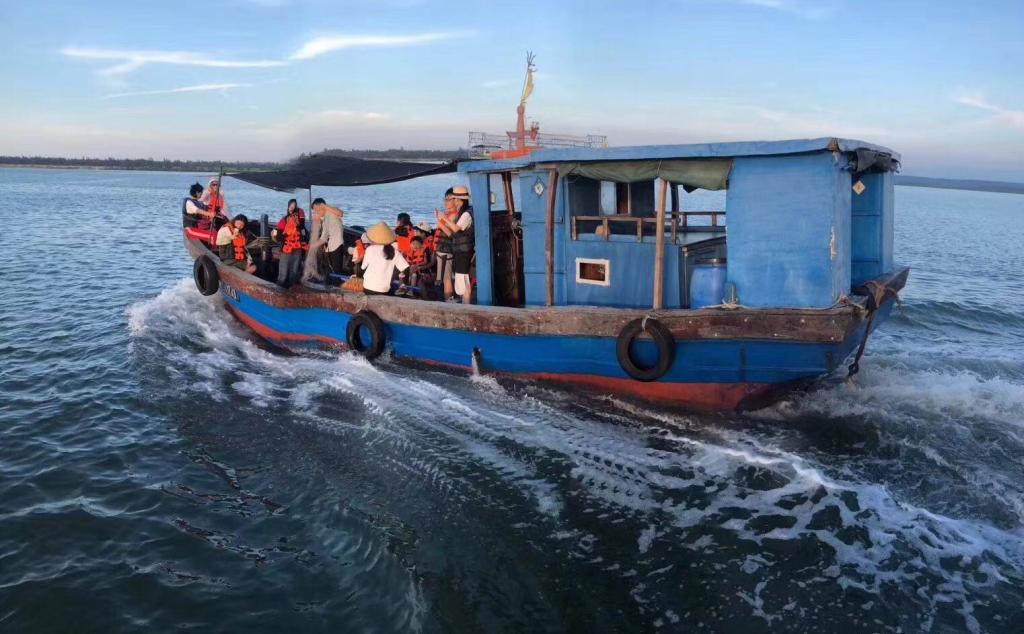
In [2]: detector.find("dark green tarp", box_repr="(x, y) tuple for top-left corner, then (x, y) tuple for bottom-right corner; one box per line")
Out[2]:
(550, 158), (732, 191)
(228, 153), (458, 192)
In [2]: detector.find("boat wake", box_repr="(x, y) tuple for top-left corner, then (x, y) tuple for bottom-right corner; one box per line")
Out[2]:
(127, 280), (1024, 632)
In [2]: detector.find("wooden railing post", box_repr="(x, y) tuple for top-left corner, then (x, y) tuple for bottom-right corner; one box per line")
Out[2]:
(545, 168), (558, 307)
(653, 178), (668, 310)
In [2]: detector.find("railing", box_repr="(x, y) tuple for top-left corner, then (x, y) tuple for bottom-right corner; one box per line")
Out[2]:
(467, 131), (608, 159)
(571, 211), (726, 243)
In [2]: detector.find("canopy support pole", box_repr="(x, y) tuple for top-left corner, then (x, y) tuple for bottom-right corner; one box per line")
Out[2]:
(545, 168), (558, 307)
(653, 178), (668, 310)
(503, 172), (516, 216)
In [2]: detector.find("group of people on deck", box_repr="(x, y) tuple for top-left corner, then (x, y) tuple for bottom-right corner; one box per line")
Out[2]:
(182, 178), (475, 303)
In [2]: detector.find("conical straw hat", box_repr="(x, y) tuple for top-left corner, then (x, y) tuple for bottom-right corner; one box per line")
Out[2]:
(367, 221), (397, 245)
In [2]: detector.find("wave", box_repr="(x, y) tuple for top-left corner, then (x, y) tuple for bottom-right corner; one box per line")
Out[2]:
(126, 280), (1024, 631)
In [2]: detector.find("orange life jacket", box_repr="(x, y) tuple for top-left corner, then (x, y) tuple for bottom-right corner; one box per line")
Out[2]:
(408, 246), (428, 266)
(355, 239), (366, 260)
(232, 232), (247, 261)
(282, 215), (305, 254)
(208, 192), (225, 217)
(396, 233), (413, 257)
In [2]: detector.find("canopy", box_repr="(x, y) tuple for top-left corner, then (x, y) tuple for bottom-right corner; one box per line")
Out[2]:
(550, 158), (732, 191)
(227, 153), (459, 192)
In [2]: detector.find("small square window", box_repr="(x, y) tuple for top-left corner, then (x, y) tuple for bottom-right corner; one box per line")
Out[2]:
(576, 258), (611, 286)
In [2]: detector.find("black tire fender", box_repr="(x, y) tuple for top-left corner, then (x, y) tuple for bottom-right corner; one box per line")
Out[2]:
(615, 317), (675, 382)
(346, 310), (386, 360)
(193, 256), (220, 296)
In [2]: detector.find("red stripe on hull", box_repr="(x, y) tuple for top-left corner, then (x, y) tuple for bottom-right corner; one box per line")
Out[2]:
(224, 301), (771, 411)
(225, 302), (347, 348)
(523, 372), (770, 410)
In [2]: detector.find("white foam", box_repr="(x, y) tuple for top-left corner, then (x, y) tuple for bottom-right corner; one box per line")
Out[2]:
(125, 280), (1024, 630)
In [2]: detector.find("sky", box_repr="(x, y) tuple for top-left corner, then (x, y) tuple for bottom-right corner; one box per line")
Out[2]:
(0, 0), (1021, 179)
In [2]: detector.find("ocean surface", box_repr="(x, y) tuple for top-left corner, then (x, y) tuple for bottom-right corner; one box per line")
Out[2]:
(1, 167), (1022, 633)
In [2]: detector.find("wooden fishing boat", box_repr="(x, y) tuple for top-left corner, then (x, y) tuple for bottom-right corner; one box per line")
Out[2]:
(183, 137), (907, 410)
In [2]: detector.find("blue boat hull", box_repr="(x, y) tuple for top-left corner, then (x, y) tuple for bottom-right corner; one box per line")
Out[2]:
(188, 238), (903, 410)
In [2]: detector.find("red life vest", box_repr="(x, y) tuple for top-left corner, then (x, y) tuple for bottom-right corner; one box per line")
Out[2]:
(408, 246), (428, 266)
(282, 215), (305, 254)
(232, 232), (247, 261)
(355, 239), (366, 260)
(396, 233), (413, 257)
(276, 209), (305, 231)
(208, 192), (225, 217)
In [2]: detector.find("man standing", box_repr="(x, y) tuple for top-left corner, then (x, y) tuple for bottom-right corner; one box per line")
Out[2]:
(308, 198), (346, 283)
(436, 185), (474, 304)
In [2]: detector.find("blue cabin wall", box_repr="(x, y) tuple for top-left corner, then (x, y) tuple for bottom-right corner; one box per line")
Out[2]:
(561, 175), (680, 308)
(850, 170), (894, 286)
(464, 141), (895, 310)
(726, 152), (851, 308)
(562, 239), (681, 308)
(519, 170), (567, 306)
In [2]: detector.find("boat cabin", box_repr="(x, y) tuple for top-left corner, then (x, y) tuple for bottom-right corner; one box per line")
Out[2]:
(461, 137), (898, 311)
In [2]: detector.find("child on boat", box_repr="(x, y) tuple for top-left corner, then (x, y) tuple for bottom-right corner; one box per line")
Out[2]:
(404, 235), (436, 299)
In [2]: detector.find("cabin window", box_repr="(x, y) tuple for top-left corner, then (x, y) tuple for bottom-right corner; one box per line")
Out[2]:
(488, 172), (517, 213)
(576, 258), (611, 286)
(571, 179), (727, 243)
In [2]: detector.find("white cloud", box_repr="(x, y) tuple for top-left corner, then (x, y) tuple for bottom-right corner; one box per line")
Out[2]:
(288, 32), (466, 61)
(955, 94), (1024, 129)
(61, 47), (286, 77)
(63, 31), (467, 80)
(739, 0), (837, 19)
(102, 83), (252, 99)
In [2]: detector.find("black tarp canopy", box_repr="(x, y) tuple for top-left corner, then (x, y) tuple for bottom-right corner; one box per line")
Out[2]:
(227, 153), (459, 192)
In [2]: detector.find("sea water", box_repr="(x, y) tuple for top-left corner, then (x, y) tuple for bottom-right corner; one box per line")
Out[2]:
(1, 168), (1022, 632)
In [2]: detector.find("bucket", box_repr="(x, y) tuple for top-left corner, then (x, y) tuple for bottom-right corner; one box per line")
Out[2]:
(689, 258), (727, 308)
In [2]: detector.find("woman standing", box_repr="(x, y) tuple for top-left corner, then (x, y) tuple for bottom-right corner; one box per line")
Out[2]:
(273, 199), (308, 287)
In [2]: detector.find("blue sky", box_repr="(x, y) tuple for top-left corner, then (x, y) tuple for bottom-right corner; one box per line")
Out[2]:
(0, 0), (1021, 179)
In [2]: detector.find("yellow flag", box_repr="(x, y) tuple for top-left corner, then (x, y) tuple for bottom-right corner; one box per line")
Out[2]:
(520, 69), (534, 106)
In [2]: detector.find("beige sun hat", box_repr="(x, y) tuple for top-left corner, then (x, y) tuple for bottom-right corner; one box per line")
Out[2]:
(366, 221), (397, 245)
(417, 222), (432, 232)
(451, 185), (470, 200)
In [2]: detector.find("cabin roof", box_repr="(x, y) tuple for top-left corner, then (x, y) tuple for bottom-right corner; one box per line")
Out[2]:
(458, 137), (898, 173)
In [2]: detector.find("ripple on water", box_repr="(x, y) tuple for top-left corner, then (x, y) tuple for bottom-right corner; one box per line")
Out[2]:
(2, 172), (1023, 632)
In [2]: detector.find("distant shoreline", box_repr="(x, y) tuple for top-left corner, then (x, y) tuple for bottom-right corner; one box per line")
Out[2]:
(2, 161), (1021, 196)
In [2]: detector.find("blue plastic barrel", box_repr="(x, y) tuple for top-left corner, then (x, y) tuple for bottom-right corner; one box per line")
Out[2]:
(690, 259), (727, 308)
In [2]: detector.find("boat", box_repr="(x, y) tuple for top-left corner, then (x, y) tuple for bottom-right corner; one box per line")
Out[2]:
(182, 135), (907, 411)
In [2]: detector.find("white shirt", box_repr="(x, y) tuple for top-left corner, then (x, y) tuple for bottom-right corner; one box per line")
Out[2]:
(361, 244), (409, 293)
(456, 210), (473, 231)
(321, 213), (345, 252)
(184, 199), (207, 215)
(216, 225), (235, 246)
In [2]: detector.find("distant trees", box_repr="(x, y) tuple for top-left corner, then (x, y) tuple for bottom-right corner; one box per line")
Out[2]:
(0, 156), (280, 172)
(0, 148), (468, 172)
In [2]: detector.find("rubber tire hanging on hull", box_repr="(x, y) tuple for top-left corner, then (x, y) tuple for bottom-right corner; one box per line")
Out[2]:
(346, 310), (386, 360)
(616, 317), (675, 382)
(193, 256), (219, 296)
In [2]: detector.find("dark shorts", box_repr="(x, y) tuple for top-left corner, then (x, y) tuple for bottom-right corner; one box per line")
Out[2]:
(453, 251), (472, 275)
